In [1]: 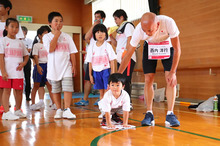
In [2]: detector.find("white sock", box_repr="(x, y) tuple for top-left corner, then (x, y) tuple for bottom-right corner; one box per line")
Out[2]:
(39, 99), (44, 102)
(167, 111), (173, 115)
(147, 110), (153, 114)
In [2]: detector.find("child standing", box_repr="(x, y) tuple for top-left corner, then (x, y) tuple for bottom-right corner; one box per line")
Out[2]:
(0, 18), (29, 120)
(43, 12), (78, 119)
(30, 26), (54, 111)
(98, 73), (131, 128)
(85, 24), (116, 118)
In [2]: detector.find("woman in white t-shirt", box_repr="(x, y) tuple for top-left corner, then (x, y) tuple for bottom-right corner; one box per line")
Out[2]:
(0, 18), (29, 120)
(85, 24), (116, 117)
(30, 26), (54, 111)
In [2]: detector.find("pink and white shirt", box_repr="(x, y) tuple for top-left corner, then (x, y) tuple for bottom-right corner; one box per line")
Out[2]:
(98, 90), (130, 112)
(130, 15), (180, 48)
(0, 37), (29, 79)
(43, 32), (78, 81)
(85, 41), (116, 72)
(32, 43), (48, 64)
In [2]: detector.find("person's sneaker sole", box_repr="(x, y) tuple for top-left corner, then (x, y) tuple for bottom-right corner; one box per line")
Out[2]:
(165, 121), (180, 127)
(141, 120), (155, 126)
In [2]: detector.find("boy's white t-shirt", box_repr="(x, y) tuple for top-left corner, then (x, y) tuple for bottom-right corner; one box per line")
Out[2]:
(85, 41), (116, 72)
(32, 43), (48, 64)
(116, 23), (136, 63)
(130, 15), (180, 47)
(0, 22), (24, 39)
(98, 90), (130, 112)
(43, 32), (78, 81)
(0, 37), (29, 79)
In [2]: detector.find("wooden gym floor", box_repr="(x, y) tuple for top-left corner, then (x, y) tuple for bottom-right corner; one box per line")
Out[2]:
(0, 96), (220, 146)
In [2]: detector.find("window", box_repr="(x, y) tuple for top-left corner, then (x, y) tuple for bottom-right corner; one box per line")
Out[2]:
(92, 0), (150, 27)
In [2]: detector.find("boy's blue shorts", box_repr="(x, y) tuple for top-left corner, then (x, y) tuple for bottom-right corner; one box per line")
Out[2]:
(93, 68), (110, 90)
(33, 63), (48, 85)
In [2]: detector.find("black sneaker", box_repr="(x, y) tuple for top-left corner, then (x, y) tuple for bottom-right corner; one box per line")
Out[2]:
(100, 116), (106, 126)
(26, 97), (31, 101)
(112, 113), (123, 125)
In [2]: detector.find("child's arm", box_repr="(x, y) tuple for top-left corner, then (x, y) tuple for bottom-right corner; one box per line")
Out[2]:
(106, 112), (115, 129)
(109, 35), (117, 47)
(0, 54), (8, 81)
(16, 55), (29, 71)
(110, 60), (115, 74)
(33, 55), (43, 75)
(49, 30), (61, 53)
(123, 111), (130, 127)
(85, 21), (100, 44)
(70, 53), (77, 77)
(89, 62), (94, 84)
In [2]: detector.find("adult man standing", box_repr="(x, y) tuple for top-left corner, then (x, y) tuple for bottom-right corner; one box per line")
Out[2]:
(118, 12), (181, 127)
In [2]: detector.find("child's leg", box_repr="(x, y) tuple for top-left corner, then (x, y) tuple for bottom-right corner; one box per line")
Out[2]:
(99, 89), (105, 100)
(31, 82), (40, 104)
(64, 91), (72, 109)
(38, 87), (45, 100)
(53, 93), (61, 109)
(14, 89), (23, 111)
(2, 88), (11, 112)
(46, 81), (54, 104)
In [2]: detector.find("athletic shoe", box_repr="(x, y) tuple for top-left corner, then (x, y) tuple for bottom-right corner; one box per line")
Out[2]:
(111, 113), (123, 125)
(0, 105), (4, 114)
(30, 104), (40, 111)
(141, 112), (155, 126)
(14, 109), (26, 119)
(94, 99), (100, 106)
(2, 111), (19, 120)
(49, 104), (57, 110)
(165, 113), (180, 127)
(26, 97), (31, 101)
(74, 99), (89, 106)
(63, 108), (76, 120)
(100, 116), (106, 126)
(54, 109), (63, 119)
(98, 111), (105, 119)
(36, 101), (45, 109)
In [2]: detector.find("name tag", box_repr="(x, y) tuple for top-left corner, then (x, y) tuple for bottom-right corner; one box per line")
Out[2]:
(148, 41), (170, 60)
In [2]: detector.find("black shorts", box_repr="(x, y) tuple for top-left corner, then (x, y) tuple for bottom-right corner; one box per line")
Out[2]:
(142, 41), (174, 74)
(84, 63), (90, 81)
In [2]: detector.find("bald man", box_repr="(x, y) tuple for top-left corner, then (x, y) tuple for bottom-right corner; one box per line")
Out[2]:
(118, 12), (181, 127)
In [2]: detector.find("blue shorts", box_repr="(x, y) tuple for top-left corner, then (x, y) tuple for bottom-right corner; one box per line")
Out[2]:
(33, 63), (48, 84)
(93, 69), (110, 90)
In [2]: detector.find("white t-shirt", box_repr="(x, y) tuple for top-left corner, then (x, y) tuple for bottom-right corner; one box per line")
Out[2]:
(130, 15), (180, 47)
(0, 22), (24, 39)
(85, 41), (116, 72)
(98, 90), (130, 112)
(0, 37), (29, 79)
(43, 32), (78, 81)
(32, 43), (48, 64)
(116, 23), (136, 63)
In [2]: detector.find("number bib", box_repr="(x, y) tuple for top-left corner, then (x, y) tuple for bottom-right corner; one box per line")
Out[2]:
(148, 41), (170, 60)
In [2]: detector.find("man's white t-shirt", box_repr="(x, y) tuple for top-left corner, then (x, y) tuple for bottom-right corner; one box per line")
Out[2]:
(116, 23), (136, 63)
(32, 43), (48, 64)
(0, 22), (24, 39)
(85, 41), (116, 72)
(130, 15), (180, 47)
(0, 37), (29, 79)
(43, 32), (78, 81)
(98, 90), (130, 112)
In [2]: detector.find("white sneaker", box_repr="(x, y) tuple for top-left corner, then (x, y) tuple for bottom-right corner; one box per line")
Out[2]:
(49, 104), (57, 110)
(98, 111), (105, 119)
(30, 104), (40, 111)
(54, 109), (63, 119)
(14, 109), (26, 119)
(2, 111), (19, 120)
(36, 101), (45, 109)
(63, 108), (76, 119)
